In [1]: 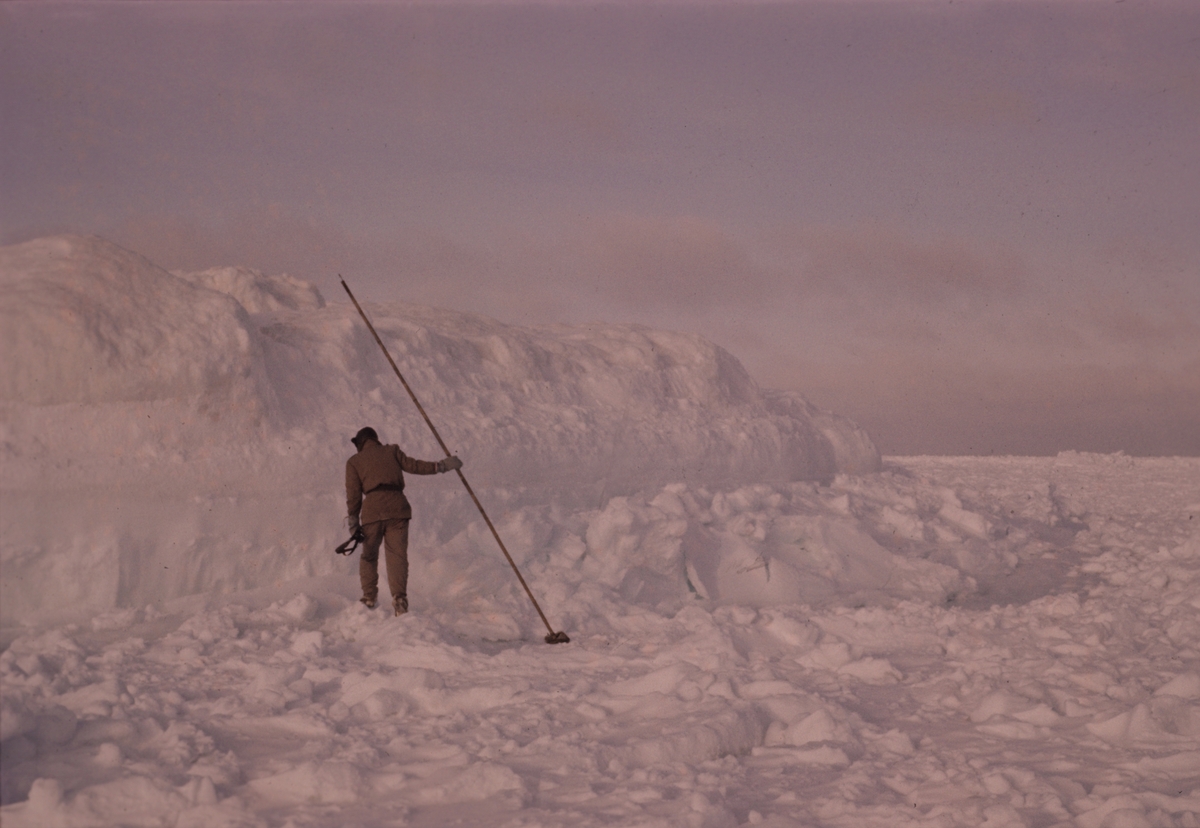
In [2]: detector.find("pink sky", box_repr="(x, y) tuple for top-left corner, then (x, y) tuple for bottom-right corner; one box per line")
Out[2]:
(2, 0), (1197, 455)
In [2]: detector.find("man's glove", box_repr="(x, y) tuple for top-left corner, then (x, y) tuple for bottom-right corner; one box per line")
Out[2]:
(438, 456), (463, 473)
(347, 516), (361, 537)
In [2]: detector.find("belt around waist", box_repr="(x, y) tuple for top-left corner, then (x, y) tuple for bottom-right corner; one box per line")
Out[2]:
(366, 483), (405, 495)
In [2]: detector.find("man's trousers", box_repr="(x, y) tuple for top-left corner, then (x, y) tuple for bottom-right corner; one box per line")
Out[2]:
(359, 518), (409, 603)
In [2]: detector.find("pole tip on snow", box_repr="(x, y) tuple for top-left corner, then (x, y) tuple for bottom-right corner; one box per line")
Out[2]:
(545, 631), (570, 644)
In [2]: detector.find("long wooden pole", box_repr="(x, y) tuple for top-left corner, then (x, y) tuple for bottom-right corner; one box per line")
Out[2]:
(340, 277), (569, 644)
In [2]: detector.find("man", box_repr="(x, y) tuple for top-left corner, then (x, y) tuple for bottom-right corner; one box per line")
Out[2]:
(345, 427), (463, 616)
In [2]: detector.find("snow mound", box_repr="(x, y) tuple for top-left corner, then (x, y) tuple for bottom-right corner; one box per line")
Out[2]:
(174, 265), (325, 314)
(0, 236), (267, 408)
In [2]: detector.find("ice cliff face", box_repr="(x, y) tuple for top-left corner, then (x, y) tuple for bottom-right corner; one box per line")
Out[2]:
(0, 235), (878, 490)
(0, 235), (878, 624)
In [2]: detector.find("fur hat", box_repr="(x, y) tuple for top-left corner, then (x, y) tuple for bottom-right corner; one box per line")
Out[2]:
(351, 427), (378, 450)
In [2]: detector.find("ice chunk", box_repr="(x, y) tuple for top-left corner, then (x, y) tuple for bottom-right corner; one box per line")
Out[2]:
(1087, 703), (1197, 747)
(410, 761), (528, 805)
(1155, 672), (1200, 700)
(248, 761), (362, 805)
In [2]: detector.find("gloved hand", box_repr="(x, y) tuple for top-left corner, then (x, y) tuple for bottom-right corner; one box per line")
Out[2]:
(438, 456), (463, 473)
(347, 516), (362, 537)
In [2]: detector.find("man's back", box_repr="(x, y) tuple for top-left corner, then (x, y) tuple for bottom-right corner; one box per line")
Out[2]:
(346, 440), (440, 524)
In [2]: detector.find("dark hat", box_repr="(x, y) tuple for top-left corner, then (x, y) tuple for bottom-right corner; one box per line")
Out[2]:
(351, 427), (378, 449)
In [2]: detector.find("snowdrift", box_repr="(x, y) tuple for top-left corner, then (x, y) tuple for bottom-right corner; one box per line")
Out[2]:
(1, 235), (881, 626)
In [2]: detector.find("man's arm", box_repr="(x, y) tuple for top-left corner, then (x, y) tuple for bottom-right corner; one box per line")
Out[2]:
(398, 449), (461, 475)
(345, 459), (364, 531)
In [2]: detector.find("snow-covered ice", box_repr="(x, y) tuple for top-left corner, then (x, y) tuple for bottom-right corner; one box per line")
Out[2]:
(2, 236), (1198, 827)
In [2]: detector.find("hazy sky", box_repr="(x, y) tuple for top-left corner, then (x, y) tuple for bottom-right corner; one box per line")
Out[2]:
(3, 0), (1198, 455)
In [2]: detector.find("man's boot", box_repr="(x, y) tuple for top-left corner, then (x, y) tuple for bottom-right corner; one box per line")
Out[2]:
(393, 595), (408, 616)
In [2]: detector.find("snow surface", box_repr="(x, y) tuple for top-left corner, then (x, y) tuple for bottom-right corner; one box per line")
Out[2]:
(2, 235), (1199, 827)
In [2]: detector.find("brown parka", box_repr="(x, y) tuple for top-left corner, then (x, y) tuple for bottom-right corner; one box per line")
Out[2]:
(345, 439), (441, 528)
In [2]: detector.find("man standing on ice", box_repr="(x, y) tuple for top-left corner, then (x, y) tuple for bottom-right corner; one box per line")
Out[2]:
(345, 427), (462, 616)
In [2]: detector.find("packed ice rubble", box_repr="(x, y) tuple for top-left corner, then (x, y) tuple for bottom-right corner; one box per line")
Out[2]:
(1, 456), (1198, 827)
(1, 234), (882, 627)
